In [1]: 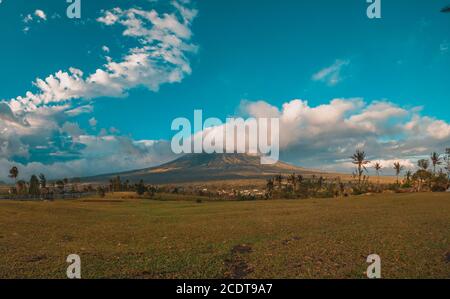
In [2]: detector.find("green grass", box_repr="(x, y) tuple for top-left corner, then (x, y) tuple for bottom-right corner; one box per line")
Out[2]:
(0, 193), (449, 279)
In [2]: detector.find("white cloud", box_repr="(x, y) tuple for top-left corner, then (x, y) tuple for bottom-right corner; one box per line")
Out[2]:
(9, 1), (198, 112)
(370, 159), (416, 171)
(171, 97), (449, 175)
(239, 98), (450, 174)
(21, 9), (48, 32)
(23, 9), (47, 23)
(405, 115), (450, 140)
(88, 117), (97, 127)
(34, 9), (47, 21)
(0, 138), (176, 180)
(312, 59), (350, 86)
(23, 14), (33, 23)
(97, 10), (119, 25)
(0, 1), (197, 180)
(440, 40), (449, 53)
(65, 104), (94, 117)
(102, 45), (110, 53)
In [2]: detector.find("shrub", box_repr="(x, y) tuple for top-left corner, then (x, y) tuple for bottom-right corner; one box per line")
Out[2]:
(136, 180), (147, 196)
(97, 187), (106, 198)
(431, 173), (448, 192)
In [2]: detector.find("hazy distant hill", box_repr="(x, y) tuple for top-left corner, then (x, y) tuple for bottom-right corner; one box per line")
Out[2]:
(84, 153), (325, 184)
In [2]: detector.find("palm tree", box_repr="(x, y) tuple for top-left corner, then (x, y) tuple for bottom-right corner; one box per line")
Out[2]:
(405, 170), (412, 185)
(373, 162), (382, 184)
(393, 162), (404, 185)
(417, 159), (430, 171)
(430, 152), (443, 174)
(29, 175), (40, 196)
(351, 150), (370, 186)
(9, 166), (19, 184)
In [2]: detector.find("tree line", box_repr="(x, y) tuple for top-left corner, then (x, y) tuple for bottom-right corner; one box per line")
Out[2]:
(265, 148), (450, 199)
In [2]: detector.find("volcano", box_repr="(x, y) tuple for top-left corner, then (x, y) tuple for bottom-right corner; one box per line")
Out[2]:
(84, 153), (323, 184)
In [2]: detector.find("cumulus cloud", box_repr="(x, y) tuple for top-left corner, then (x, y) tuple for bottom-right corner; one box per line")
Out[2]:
(0, 138), (177, 180)
(22, 9), (47, 32)
(239, 98), (450, 174)
(0, 102), (30, 126)
(65, 104), (94, 117)
(0, 1), (197, 180)
(9, 1), (197, 113)
(34, 9), (47, 21)
(312, 59), (350, 86)
(370, 159), (416, 171)
(172, 97), (449, 175)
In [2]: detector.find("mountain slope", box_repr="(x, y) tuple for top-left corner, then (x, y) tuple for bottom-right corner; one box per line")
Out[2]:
(84, 153), (322, 184)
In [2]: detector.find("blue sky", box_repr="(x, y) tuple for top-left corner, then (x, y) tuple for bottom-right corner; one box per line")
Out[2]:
(0, 0), (449, 179)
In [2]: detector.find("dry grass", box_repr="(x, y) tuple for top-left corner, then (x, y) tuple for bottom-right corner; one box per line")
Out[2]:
(0, 192), (449, 278)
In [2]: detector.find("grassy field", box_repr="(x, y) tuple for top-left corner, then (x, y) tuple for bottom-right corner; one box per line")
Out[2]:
(0, 192), (449, 279)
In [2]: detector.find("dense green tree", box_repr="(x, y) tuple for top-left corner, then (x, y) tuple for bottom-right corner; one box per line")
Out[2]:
(136, 180), (146, 196)
(430, 172), (448, 192)
(412, 169), (432, 191)
(29, 175), (40, 196)
(418, 159), (430, 171)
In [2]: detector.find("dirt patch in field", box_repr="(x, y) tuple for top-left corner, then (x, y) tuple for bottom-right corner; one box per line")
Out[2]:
(282, 236), (301, 246)
(231, 244), (253, 255)
(81, 200), (124, 203)
(224, 244), (253, 279)
(24, 255), (47, 263)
